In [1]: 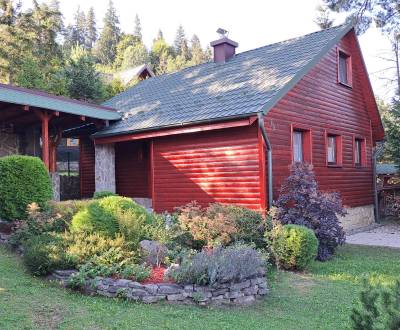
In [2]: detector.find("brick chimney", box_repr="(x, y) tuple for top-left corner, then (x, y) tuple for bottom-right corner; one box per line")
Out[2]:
(210, 28), (238, 63)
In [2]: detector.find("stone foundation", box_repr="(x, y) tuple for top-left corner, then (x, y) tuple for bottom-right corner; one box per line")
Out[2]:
(50, 173), (60, 201)
(133, 198), (153, 210)
(339, 204), (375, 232)
(95, 144), (116, 193)
(50, 270), (268, 306)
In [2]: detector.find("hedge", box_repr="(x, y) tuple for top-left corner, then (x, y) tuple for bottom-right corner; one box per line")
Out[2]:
(0, 155), (52, 221)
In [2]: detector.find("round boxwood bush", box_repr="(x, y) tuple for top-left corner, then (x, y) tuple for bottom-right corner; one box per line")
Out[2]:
(70, 196), (153, 242)
(271, 224), (318, 271)
(93, 191), (118, 199)
(0, 155), (52, 221)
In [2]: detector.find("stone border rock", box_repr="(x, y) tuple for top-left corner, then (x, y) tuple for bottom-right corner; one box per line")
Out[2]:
(49, 270), (268, 306)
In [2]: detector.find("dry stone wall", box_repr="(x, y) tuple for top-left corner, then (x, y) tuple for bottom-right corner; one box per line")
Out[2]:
(50, 270), (268, 306)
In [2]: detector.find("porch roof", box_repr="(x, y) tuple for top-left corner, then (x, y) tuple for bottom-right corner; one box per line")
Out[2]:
(0, 83), (120, 121)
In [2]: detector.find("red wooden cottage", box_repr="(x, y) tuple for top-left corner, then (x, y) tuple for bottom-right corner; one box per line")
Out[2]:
(80, 24), (384, 232)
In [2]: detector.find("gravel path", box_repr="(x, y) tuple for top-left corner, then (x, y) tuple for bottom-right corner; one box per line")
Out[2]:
(346, 221), (400, 248)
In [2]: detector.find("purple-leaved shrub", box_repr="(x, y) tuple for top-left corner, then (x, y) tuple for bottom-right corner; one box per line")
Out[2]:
(275, 163), (346, 261)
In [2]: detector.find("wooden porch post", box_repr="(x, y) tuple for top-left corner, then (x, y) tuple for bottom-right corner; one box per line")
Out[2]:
(49, 129), (62, 173)
(41, 112), (50, 170)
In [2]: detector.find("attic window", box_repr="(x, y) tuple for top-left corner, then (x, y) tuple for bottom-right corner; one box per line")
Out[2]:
(337, 49), (352, 87)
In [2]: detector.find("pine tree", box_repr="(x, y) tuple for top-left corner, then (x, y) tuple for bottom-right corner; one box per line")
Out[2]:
(190, 34), (204, 65)
(180, 38), (191, 62)
(314, 4), (334, 29)
(0, 0), (26, 82)
(133, 14), (142, 41)
(155, 29), (163, 41)
(150, 32), (173, 74)
(0, 0), (63, 83)
(121, 43), (149, 69)
(64, 45), (104, 102)
(351, 279), (400, 330)
(74, 6), (86, 47)
(323, 0), (399, 35)
(94, 0), (121, 65)
(29, 0), (63, 63)
(85, 7), (97, 49)
(204, 45), (212, 61)
(174, 24), (186, 55)
(114, 33), (137, 68)
(15, 57), (46, 90)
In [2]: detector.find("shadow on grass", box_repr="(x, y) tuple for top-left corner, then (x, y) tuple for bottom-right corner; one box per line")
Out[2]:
(307, 244), (400, 286)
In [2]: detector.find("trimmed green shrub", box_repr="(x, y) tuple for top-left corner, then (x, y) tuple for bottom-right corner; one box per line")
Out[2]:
(22, 233), (74, 276)
(67, 247), (150, 289)
(270, 224), (318, 271)
(0, 155), (52, 221)
(93, 191), (118, 199)
(70, 196), (153, 246)
(62, 232), (138, 265)
(68, 260), (151, 289)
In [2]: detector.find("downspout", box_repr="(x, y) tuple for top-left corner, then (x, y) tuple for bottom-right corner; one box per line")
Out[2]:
(257, 112), (273, 209)
(372, 142), (384, 224)
(372, 147), (379, 223)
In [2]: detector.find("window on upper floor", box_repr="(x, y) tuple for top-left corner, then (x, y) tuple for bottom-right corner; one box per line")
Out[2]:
(338, 49), (352, 87)
(326, 133), (342, 166)
(292, 126), (312, 164)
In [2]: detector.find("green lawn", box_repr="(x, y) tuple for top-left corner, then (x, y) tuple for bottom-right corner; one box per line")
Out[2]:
(0, 244), (399, 330)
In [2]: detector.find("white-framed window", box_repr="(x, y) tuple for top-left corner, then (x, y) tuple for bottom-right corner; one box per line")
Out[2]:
(327, 135), (337, 164)
(293, 130), (303, 163)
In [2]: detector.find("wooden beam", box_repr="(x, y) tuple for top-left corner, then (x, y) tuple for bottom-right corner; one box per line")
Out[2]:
(95, 116), (258, 145)
(49, 129), (62, 173)
(41, 112), (50, 170)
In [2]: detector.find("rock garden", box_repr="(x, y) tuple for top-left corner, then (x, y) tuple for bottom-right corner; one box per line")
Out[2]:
(0, 156), (349, 308)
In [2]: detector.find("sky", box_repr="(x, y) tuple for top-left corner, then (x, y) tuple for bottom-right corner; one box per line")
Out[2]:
(26, 0), (396, 101)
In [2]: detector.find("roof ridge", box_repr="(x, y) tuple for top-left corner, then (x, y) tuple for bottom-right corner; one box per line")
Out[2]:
(234, 24), (349, 58)
(0, 83), (117, 112)
(103, 24), (350, 106)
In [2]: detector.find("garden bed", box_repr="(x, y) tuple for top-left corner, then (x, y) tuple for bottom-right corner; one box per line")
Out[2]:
(49, 269), (268, 306)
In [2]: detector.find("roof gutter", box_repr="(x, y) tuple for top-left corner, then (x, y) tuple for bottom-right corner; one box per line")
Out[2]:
(372, 142), (385, 223)
(93, 111), (260, 139)
(257, 112), (273, 209)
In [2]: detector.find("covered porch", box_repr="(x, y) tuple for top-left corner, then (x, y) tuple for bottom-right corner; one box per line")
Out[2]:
(0, 83), (120, 199)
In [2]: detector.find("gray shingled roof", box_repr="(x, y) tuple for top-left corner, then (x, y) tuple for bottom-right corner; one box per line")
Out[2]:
(377, 163), (399, 175)
(95, 24), (352, 138)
